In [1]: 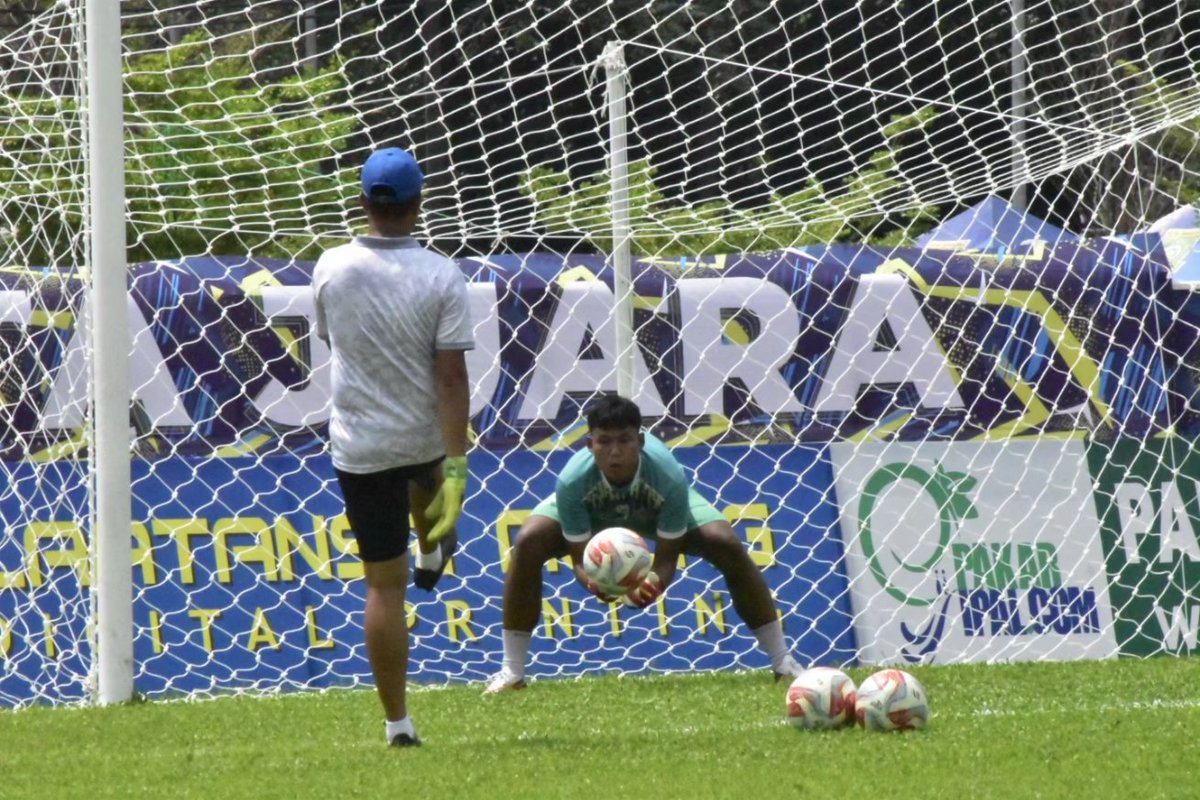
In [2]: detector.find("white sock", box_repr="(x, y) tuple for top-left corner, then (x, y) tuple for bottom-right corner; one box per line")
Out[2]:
(752, 620), (789, 669)
(501, 629), (532, 677)
(415, 546), (442, 570)
(385, 715), (416, 742)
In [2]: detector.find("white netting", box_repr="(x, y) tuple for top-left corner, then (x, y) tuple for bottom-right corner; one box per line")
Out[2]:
(0, 0), (1198, 706)
(1, 0), (93, 703)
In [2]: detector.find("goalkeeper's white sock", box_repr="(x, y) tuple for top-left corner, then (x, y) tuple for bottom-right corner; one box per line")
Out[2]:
(385, 715), (416, 742)
(752, 620), (789, 670)
(501, 629), (531, 678)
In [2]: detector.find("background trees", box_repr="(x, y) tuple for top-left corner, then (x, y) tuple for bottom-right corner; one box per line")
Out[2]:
(1, 1), (1197, 262)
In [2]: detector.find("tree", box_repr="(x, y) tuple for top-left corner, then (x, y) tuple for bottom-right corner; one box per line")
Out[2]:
(520, 109), (939, 256)
(0, 29), (358, 266)
(1019, 1), (1200, 234)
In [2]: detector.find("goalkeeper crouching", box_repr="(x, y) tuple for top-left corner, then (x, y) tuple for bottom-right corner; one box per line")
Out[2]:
(313, 146), (473, 746)
(484, 395), (804, 694)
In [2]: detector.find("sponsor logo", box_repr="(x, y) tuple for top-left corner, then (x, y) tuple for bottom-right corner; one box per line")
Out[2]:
(856, 461), (1102, 662)
(1152, 602), (1199, 653)
(857, 462), (977, 607)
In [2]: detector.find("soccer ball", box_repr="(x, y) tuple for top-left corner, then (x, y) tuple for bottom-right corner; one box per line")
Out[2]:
(785, 667), (856, 730)
(581, 527), (652, 596)
(855, 669), (929, 731)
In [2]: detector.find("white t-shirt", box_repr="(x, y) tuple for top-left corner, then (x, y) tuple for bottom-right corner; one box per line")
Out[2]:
(313, 235), (474, 474)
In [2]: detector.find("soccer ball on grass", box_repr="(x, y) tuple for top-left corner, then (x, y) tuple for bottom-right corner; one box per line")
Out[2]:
(581, 527), (652, 597)
(855, 669), (929, 731)
(785, 667), (857, 730)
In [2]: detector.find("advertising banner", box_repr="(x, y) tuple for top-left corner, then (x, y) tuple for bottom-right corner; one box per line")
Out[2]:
(1086, 437), (1200, 656)
(3, 240), (1198, 703)
(831, 439), (1118, 664)
(0, 445), (856, 703)
(1, 240), (1198, 463)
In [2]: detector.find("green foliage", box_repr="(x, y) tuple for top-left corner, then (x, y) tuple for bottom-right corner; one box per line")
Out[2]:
(0, 31), (358, 266)
(1122, 61), (1200, 210)
(0, 96), (88, 266)
(521, 108), (940, 256)
(0, 659), (1197, 799)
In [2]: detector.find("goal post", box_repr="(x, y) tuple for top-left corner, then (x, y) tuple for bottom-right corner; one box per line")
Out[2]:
(603, 40), (636, 401)
(0, 1), (1198, 708)
(85, 0), (133, 706)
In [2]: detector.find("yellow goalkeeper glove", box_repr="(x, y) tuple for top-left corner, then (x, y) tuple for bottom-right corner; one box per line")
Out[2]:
(425, 455), (467, 543)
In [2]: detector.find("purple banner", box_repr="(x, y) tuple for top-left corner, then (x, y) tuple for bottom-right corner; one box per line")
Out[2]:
(1, 239), (1197, 460)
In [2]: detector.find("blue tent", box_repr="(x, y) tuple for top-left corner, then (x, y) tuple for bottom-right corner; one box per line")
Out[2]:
(916, 195), (1077, 251)
(1110, 205), (1200, 289)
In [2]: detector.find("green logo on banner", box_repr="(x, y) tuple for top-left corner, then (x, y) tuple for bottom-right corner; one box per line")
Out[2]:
(857, 462), (978, 606)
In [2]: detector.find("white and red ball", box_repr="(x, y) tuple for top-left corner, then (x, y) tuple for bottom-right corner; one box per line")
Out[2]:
(785, 667), (857, 730)
(582, 527), (652, 596)
(855, 669), (929, 731)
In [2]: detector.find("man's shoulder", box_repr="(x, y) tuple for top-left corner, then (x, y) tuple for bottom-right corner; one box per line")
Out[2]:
(558, 448), (597, 487)
(314, 240), (364, 276)
(426, 250), (468, 284)
(641, 433), (678, 464)
(319, 238), (363, 257)
(640, 434), (687, 485)
(375, 242), (465, 287)
(318, 238), (462, 278)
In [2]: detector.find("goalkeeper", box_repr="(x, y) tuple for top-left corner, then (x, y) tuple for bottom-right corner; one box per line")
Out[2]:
(313, 146), (473, 747)
(485, 395), (804, 694)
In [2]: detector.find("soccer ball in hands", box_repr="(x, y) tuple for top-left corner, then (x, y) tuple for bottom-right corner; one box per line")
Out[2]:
(855, 669), (929, 731)
(582, 527), (652, 596)
(785, 667), (857, 730)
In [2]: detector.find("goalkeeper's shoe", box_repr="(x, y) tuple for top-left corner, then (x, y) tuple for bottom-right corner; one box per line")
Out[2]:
(414, 530), (458, 592)
(772, 654), (806, 683)
(482, 668), (527, 695)
(389, 733), (421, 748)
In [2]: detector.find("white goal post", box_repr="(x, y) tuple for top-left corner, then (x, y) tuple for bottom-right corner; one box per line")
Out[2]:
(0, 1), (1198, 708)
(86, 0), (134, 706)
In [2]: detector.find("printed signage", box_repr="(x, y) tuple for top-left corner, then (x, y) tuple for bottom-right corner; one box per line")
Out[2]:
(832, 440), (1118, 664)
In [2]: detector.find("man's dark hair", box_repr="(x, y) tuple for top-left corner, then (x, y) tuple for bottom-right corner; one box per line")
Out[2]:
(364, 191), (421, 218)
(585, 395), (642, 430)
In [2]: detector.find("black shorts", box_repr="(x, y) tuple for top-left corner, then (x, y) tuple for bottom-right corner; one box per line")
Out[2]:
(335, 459), (441, 563)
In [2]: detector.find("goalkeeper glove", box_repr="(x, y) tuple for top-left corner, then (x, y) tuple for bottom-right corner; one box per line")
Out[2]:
(425, 455), (467, 543)
(574, 566), (619, 604)
(626, 571), (664, 608)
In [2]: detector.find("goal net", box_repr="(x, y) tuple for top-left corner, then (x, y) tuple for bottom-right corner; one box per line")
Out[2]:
(1, 0), (1199, 706)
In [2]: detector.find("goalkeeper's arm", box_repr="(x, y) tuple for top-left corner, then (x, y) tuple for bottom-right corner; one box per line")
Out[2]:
(425, 349), (470, 542)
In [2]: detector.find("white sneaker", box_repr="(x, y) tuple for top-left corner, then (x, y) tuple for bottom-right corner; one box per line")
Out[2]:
(483, 668), (527, 695)
(772, 654), (806, 682)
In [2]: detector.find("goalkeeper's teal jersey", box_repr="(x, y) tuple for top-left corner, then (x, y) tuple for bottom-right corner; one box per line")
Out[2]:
(554, 433), (691, 543)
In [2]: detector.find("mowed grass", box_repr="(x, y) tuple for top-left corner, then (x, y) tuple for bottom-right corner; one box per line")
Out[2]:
(1, 658), (1197, 800)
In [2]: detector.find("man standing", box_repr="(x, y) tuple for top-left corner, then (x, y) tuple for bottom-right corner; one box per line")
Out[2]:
(313, 146), (472, 747)
(485, 395), (804, 694)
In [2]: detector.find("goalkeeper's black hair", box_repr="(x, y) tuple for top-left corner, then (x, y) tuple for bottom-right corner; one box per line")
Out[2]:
(585, 395), (642, 431)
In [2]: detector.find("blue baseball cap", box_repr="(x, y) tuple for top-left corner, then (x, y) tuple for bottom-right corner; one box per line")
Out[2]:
(360, 147), (424, 204)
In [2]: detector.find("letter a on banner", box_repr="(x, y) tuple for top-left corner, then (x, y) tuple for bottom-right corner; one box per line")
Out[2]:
(815, 274), (963, 414)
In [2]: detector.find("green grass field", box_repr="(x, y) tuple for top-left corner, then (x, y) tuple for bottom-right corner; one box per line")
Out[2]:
(1, 658), (1197, 800)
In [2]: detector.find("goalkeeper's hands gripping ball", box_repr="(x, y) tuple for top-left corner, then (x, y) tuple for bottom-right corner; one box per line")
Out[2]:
(426, 456), (467, 543)
(625, 571), (664, 608)
(573, 564), (619, 604)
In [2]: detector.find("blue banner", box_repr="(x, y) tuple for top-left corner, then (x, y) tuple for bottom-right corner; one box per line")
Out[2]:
(0, 446), (855, 703)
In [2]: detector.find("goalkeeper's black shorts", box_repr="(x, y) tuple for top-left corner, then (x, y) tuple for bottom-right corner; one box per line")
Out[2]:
(334, 458), (442, 562)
